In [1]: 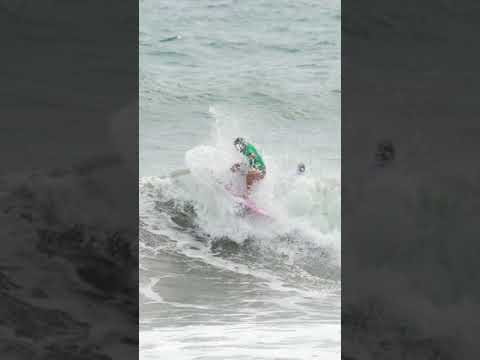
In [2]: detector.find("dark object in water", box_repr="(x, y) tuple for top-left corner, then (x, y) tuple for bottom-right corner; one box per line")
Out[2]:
(297, 162), (306, 174)
(375, 140), (395, 167)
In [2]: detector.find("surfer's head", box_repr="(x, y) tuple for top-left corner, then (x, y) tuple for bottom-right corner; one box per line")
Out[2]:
(297, 162), (306, 175)
(234, 137), (246, 153)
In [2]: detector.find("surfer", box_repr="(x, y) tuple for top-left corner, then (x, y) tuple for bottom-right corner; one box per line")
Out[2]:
(231, 137), (266, 191)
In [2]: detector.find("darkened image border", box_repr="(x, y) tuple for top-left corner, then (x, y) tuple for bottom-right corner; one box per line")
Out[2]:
(0, 1), (138, 359)
(342, 1), (480, 358)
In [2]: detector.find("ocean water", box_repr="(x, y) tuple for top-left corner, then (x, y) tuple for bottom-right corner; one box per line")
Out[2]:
(140, 0), (341, 359)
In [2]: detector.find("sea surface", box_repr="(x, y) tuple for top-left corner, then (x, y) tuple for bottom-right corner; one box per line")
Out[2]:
(140, 0), (340, 358)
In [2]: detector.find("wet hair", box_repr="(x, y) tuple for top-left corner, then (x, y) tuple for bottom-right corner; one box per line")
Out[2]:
(234, 137), (246, 152)
(297, 162), (306, 174)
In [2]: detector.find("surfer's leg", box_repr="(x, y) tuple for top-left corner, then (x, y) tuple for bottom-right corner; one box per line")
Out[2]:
(246, 172), (252, 190)
(246, 170), (256, 189)
(246, 170), (264, 190)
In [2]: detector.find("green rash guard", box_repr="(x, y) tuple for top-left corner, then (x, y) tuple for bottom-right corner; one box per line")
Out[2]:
(242, 143), (266, 173)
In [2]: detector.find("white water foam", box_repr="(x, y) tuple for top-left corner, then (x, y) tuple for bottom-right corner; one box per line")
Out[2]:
(141, 322), (340, 360)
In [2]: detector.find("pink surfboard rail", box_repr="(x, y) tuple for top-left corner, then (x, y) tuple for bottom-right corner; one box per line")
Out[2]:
(225, 185), (271, 218)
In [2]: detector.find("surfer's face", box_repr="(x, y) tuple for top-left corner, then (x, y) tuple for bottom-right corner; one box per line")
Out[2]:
(235, 143), (245, 152)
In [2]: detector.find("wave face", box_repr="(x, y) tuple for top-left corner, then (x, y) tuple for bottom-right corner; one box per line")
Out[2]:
(141, 114), (340, 269)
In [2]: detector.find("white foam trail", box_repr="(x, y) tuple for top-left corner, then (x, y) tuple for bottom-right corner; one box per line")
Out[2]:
(140, 277), (164, 304)
(141, 322), (340, 360)
(140, 276), (212, 310)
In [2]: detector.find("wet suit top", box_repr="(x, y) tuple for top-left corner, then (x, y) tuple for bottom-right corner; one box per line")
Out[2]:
(242, 143), (266, 173)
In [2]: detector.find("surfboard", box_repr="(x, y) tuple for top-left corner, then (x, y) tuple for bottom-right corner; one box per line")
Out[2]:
(241, 197), (270, 217)
(225, 185), (270, 218)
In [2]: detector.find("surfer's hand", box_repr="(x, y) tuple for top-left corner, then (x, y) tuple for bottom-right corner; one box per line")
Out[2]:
(231, 163), (240, 172)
